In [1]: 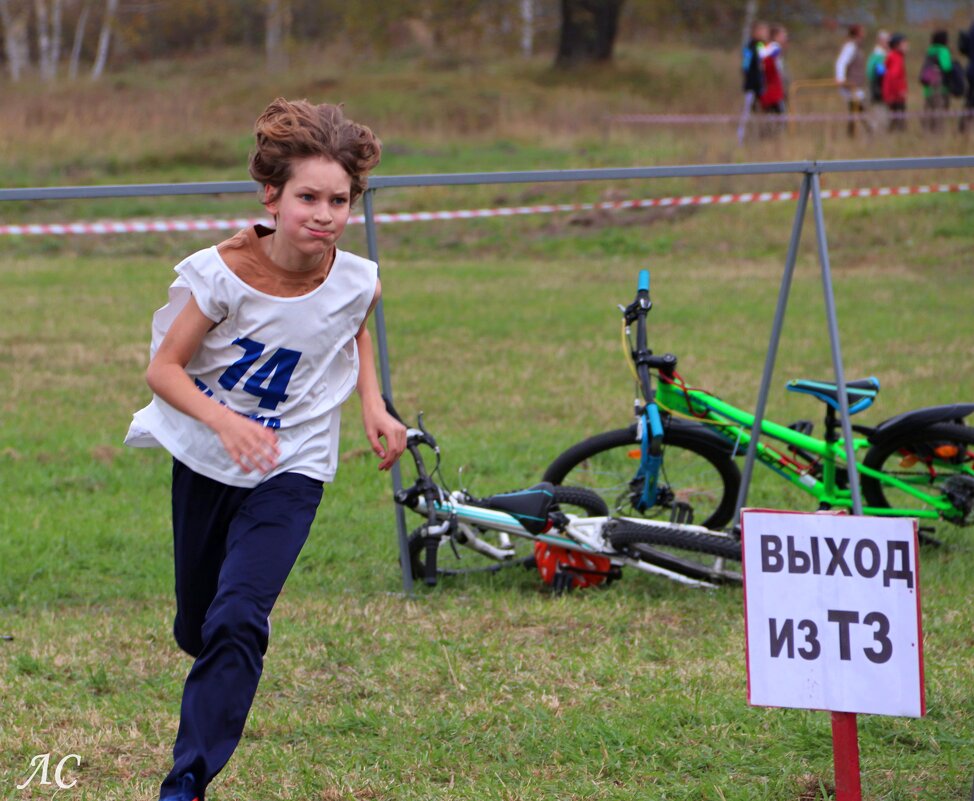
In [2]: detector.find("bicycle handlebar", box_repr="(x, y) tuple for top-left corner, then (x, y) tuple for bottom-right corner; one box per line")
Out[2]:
(385, 396), (444, 544)
(637, 269), (650, 293)
(625, 271), (677, 401)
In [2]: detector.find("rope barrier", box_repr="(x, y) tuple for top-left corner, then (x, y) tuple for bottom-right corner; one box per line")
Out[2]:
(1, 182), (970, 236)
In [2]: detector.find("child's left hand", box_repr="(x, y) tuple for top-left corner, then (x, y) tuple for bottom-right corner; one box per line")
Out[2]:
(363, 405), (407, 470)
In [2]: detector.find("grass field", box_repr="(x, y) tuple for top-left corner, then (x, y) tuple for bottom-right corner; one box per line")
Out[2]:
(3, 35), (974, 801)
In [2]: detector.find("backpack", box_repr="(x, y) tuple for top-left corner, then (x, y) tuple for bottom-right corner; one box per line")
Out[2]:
(946, 60), (966, 97)
(919, 55), (943, 88)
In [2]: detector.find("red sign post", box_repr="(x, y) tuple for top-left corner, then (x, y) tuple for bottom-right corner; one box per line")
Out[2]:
(831, 711), (862, 800)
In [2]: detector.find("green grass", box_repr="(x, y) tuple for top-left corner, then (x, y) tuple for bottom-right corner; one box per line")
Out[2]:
(3, 186), (974, 799)
(3, 35), (974, 801)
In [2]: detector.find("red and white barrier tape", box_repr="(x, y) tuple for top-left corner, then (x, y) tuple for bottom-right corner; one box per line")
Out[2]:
(1, 182), (970, 236)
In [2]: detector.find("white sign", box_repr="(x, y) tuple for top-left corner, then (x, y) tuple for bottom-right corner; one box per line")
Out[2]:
(742, 509), (924, 717)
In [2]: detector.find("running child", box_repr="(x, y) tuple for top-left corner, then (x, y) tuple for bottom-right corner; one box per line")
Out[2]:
(125, 97), (406, 801)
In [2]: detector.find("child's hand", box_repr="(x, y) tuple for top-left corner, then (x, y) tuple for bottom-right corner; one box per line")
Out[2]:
(214, 409), (281, 474)
(363, 406), (407, 471)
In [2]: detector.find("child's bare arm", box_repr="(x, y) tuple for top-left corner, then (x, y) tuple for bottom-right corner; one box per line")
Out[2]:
(146, 296), (280, 474)
(355, 280), (406, 470)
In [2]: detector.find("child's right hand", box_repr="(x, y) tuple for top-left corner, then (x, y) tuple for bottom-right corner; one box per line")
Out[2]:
(214, 408), (281, 474)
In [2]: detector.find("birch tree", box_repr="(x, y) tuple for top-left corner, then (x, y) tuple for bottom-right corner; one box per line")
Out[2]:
(34, 0), (64, 80)
(265, 0), (291, 73)
(68, 1), (89, 79)
(520, 0), (534, 57)
(90, 0), (117, 79)
(0, 0), (30, 81)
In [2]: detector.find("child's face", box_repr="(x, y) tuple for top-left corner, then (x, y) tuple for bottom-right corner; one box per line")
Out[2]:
(263, 156), (353, 269)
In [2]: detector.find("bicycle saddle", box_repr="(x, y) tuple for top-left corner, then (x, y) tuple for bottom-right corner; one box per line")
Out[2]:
(483, 482), (556, 535)
(786, 377), (880, 415)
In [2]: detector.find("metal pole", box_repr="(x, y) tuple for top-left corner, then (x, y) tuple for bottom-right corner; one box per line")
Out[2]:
(810, 172), (864, 515)
(363, 189), (414, 594)
(733, 173), (812, 524)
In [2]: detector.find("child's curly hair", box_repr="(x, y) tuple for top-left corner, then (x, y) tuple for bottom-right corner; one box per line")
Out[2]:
(249, 98), (381, 205)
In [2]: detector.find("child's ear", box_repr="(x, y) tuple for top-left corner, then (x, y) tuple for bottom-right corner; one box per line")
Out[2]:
(262, 185), (280, 214)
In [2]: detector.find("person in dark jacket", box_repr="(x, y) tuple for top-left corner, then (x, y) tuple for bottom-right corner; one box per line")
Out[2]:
(961, 19), (974, 132)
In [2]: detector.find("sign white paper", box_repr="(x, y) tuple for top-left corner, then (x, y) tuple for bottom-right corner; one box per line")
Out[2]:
(742, 509), (924, 717)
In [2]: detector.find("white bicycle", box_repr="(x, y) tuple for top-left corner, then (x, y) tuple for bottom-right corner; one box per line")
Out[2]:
(387, 400), (743, 590)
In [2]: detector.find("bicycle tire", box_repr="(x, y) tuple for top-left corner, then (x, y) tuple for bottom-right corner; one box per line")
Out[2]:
(543, 424), (741, 530)
(861, 423), (974, 526)
(406, 485), (608, 582)
(607, 520), (742, 585)
(549, 485), (610, 518)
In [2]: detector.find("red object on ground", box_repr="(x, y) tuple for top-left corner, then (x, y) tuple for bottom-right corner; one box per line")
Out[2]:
(534, 542), (612, 589)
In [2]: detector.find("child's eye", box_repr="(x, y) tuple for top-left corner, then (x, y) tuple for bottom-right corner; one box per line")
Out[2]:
(299, 193), (315, 202)
(332, 197), (348, 206)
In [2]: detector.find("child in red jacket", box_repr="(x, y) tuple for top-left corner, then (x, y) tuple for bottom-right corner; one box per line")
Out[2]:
(883, 33), (909, 131)
(760, 25), (789, 114)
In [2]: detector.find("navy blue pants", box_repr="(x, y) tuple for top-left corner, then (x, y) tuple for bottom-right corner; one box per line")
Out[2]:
(160, 460), (323, 800)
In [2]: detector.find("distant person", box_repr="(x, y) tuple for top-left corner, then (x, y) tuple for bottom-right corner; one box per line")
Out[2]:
(883, 33), (909, 132)
(760, 24), (789, 115)
(835, 24), (868, 136)
(920, 30), (957, 132)
(960, 19), (974, 132)
(867, 30), (890, 104)
(738, 19), (769, 144)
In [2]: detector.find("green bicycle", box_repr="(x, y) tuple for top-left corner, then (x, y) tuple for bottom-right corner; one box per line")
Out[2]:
(543, 271), (974, 540)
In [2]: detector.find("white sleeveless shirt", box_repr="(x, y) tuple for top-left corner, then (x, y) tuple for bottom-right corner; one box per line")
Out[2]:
(124, 240), (378, 487)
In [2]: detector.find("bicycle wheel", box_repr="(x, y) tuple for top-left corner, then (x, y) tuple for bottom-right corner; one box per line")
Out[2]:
(861, 423), (974, 527)
(406, 485), (609, 583)
(549, 485), (610, 518)
(543, 424), (741, 530)
(607, 519), (742, 585)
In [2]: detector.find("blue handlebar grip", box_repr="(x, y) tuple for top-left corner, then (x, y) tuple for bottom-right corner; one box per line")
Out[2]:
(637, 270), (650, 293)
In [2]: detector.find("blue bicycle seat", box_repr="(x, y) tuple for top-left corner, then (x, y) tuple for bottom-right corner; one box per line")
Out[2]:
(786, 377), (880, 415)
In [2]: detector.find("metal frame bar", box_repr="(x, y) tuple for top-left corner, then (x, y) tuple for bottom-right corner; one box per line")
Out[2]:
(362, 190), (414, 592)
(732, 174), (811, 524)
(3, 156), (973, 202)
(6, 154), (972, 592)
(811, 172), (864, 515)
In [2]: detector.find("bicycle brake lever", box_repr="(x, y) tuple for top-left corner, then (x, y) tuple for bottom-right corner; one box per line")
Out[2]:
(417, 412), (438, 450)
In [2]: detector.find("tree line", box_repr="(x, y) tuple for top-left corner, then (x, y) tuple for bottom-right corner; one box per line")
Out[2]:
(0, 1), (916, 83)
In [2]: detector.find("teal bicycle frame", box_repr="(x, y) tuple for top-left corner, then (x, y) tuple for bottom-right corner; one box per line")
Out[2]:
(655, 380), (962, 522)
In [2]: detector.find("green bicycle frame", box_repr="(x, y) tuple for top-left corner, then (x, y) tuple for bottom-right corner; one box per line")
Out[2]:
(655, 379), (963, 521)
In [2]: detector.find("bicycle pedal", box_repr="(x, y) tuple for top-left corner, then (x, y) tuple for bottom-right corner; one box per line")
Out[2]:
(670, 501), (693, 525)
(551, 571), (575, 594)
